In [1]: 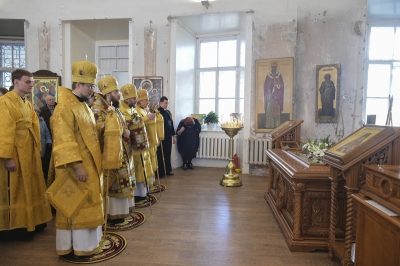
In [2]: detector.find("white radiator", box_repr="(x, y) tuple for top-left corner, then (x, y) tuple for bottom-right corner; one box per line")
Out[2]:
(246, 138), (271, 165)
(197, 136), (239, 160)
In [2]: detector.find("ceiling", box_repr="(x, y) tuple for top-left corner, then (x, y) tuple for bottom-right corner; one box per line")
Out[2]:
(66, 12), (245, 41)
(69, 19), (131, 40)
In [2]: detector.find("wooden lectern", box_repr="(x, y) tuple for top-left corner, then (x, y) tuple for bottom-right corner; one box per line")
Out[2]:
(266, 119), (303, 150)
(323, 125), (400, 266)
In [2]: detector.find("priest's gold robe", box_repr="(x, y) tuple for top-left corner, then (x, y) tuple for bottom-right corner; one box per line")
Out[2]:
(136, 105), (159, 174)
(0, 91), (52, 232)
(50, 87), (104, 230)
(156, 110), (164, 141)
(91, 94), (135, 216)
(120, 101), (152, 184)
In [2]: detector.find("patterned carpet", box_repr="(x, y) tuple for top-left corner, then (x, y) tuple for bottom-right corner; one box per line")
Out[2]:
(149, 184), (166, 194)
(135, 194), (157, 208)
(60, 232), (127, 264)
(106, 211), (146, 231)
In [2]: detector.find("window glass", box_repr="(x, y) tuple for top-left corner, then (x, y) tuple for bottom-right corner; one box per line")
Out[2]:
(1, 44), (12, 67)
(366, 98), (389, 126)
(218, 40), (236, 67)
(199, 71), (216, 98)
(239, 71), (245, 98)
(199, 99), (215, 114)
(391, 99), (400, 126)
(240, 99), (244, 115)
(366, 64), (391, 97)
(0, 42), (25, 88)
(392, 63), (400, 99)
(395, 27), (400, 60)
(0, 71), (11, 88)
(197, 37), (240, 120)
(200, 42), (217, 68)
(13, 44), (25, 68)
(219, 99), (235, 121)
(369, 27), (394, 60)
(218, 70), (236, 98)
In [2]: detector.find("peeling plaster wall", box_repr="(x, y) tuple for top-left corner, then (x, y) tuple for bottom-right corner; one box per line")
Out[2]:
(250, 5), (367, 145)
(251, 21), (297, 138)
(295, 8), (366, 143)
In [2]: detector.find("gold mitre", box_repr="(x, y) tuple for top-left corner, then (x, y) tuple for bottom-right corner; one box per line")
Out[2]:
(72, 61), (98, 84)
(120, 84), (137, 99)
(137, 89), (149, 102)
(98, 76), (119, 95)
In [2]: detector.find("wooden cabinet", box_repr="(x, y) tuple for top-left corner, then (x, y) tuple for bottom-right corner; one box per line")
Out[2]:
(353, 195), (400, 266)
(265, 149), (340, 252)
(352, 165), (400, 266)
(323, 126), (400, 266)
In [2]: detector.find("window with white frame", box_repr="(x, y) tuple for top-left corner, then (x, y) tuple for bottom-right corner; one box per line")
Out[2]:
(0, 41), (25, 88)
(96, 43), (129, 87)
(98, 44), (129, 71)
(197, 36), (244, 122)
(365, 25), (400, 126)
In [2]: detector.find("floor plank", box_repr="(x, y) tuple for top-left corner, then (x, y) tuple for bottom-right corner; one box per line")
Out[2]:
(0, 167), (341, 266)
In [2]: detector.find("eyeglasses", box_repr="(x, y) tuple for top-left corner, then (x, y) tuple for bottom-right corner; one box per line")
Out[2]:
(83, 84), (95, 89)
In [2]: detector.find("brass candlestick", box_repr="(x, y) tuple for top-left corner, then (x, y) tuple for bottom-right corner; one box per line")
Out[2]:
(220, 127), (243, 187)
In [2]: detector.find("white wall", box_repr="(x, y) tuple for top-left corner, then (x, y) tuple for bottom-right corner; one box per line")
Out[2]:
(170, 19), (197, 169)
(0, 0), (368, 171)
(174, 21), (196, 120)
(70, 25), (96, 66)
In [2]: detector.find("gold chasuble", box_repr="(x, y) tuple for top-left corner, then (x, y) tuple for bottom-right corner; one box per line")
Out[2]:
(50, 87), (104, 230)
(91, 93), (135, 202)
(135, 105), (159, 175)
(120, 101), (152, 184)
(156, 110), (164, 141)
(0, 91), (52, 232)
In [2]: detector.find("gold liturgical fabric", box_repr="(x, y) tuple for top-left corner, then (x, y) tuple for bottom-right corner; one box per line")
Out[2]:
(92, 93), (135, 200)
(48, 87), (104, 230)
(136, 105), (158, 173)
(120, 101), (153, 183)
(45, 167), (91, 222)
(156, 110), (164, 141)
(102, 109), (123, 170)
(0, 91), (52, 231)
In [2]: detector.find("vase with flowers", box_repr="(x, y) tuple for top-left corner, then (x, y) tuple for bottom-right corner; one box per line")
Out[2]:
(302, 135), (336, 164)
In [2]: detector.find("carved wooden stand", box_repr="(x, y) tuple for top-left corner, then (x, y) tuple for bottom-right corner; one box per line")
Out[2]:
(265, 149), (336, 252)
(324, 125), (400, 266)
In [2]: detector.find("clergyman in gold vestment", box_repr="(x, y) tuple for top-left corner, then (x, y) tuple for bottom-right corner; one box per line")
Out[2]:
(92, 76), (135, 224)
(51, 61), (104, 257)
(135, 89), (159, 202)
(0, 69), (52, 241)
(119, 84), (153, 203)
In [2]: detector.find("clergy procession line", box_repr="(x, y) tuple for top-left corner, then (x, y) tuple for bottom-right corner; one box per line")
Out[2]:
(0, 61), (200, 262)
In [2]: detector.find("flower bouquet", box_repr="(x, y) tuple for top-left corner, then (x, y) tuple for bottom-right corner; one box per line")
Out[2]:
(302, 135), (336, 164)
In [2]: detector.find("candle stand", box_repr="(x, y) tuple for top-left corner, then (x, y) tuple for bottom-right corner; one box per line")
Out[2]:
(220, 127), (243, 187)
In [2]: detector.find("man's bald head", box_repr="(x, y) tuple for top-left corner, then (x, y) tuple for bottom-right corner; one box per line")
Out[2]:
(45, 95), (55, 107)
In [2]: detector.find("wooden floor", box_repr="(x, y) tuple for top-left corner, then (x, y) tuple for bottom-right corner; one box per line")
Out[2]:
(0, 167), (341, 266)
